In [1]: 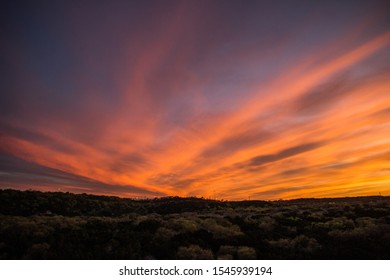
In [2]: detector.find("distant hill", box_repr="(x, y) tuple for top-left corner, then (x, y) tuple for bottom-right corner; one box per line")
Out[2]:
(1, 188), (387, 217)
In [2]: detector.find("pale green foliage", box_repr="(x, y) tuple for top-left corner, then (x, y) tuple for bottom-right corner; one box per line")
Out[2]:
(176, 245), (214, 260)
(200, 218), (242, 238)
(154, 227), (177, 241)
(217, 254), (233, 260)
(258, 216), (277, 232)
(268, 235), (321, 255)
(237, 246), (257, 259)
(168, 216), (200, 232)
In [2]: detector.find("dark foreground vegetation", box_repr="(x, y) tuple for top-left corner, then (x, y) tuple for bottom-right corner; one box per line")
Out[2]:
(0, 189), (389, 259)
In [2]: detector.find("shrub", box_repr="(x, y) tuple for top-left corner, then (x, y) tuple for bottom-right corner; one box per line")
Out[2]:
(237, 246), (257, 259)
(176, 245), (214, 259)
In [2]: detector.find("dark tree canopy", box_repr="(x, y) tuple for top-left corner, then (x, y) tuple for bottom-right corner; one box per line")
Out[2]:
(0, 189), (389, 259)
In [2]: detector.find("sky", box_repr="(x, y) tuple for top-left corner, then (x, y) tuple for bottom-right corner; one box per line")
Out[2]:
(1, 0), (390, 200)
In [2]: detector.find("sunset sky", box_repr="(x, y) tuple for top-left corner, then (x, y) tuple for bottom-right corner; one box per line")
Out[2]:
(1, 0), (390, 200)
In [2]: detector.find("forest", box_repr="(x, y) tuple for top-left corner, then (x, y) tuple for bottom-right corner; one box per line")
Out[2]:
(0, 189), (389, 259)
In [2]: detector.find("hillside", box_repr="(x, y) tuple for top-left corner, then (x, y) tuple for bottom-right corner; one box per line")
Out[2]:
(0, 189), (389, 259)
